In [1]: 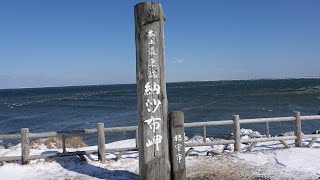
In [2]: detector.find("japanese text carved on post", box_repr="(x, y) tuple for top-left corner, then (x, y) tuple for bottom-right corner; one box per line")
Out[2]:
(135, 2), (170, 180)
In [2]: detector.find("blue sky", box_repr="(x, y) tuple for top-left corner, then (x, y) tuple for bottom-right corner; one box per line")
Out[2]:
(0, 0), (319, 89)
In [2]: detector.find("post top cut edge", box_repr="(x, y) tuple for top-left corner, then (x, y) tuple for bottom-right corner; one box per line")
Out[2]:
(134, 2), (165, 26)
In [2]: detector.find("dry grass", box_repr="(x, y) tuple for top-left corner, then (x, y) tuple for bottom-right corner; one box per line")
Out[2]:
(30, 136), (87, 149)
(186, 156), (257, 180)
(65, 136), (87, 148)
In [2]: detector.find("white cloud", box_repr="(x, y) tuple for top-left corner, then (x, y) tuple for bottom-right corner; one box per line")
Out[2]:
(172, 58), (185, 64)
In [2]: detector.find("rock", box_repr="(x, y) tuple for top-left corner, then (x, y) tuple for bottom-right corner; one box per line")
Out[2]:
(279, 131), (304, 136)
(188, 173), (218, 180)
(206, 150), (223, 156)
(188, 135), (204, 142)
(185, 148), (194, 156)
(224, 144), (234, 152)
(250, 175), (271, 180)
(279, 131), (294, 136)
(4, 143), (13, 149)
(231, 128), (262, 138)
(312, 130), (320, 134)
(240, 129), (262, 138)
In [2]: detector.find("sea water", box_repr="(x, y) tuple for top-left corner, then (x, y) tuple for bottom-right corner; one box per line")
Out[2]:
(0, 79), (319, 145)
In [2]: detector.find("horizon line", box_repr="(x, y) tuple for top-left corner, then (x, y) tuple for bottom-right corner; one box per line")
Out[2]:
(1, 77), (319, 91)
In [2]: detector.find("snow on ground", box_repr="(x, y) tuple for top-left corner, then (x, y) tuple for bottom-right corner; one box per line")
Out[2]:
(0, 140), (140, 180)
(236, 148), (320, 179)
(0, 130), (320, 180)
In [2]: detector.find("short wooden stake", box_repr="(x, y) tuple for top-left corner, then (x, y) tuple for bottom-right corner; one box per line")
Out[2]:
(266, 122), (270, 138)
(135, 129), (139, 148)
(203, 126), (207, 143)
(21, 128), (30, 165)
(233, 115), (241, 152)
(169, 111), (186, 180)
(97, 123), (106, 163)
(62, 134), (66, 153)
(294, 111), (302, 147)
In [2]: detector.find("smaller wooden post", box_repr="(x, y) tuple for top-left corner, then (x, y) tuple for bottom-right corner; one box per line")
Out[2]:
(266, 122), (270, 138)
(233, 115), (241, 152)
(135, 129), (139, 148)
(294, 111), (302, 147)
(21, 128), (30, 165)
(97, 123), (106, 163)
(61, 134), (66, 153)
(169, 111), (186, 180)
(203, 126), (207, 143)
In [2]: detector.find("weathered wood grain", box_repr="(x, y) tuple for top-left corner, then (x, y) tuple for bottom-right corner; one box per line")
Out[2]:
(169, 111), (186, 180)
(294, 111), (302, 147)
(135, 2), (170, 179)
(203, 126), (207, 143)
(233, 115), (241, 152)
(21, 128), (30, 165)
(61, 134), (66, 153)
(135, 129), (139, 148)
(97, 123), (106, 163)
(240, 117), (295, 123)
(241, 136), (296, 143)
(300, 115), (320, 120)
(303, 134), (320, 138)
(266, 122), (270, 138)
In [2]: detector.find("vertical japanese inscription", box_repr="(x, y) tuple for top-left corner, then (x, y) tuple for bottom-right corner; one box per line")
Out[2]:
(144, 29), (162, 151)
(174, 134), (183, 163)
(135, 2), (170, 179)
(169, 111), (186, 180)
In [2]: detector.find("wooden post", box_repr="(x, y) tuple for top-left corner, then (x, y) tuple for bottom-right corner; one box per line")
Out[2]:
(307, 138), (317, 148)
(169, 111), (186, 180)
(62, 134), (66, 153)
(135, 2), (171, 179)
(246, 142), (258, 152)
(266, 122), (270, 138)
(135, 129), (139, 148)
(294, 111), (302, 147)
(203, 126), (207, 142)
(21, 128), (30, 165)
(279, 140), (290, 148)
(233, 115), (241, 152)
(97, 123), (106, 163)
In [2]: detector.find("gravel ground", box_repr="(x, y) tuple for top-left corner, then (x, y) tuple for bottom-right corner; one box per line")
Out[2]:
(186, 151), (320, 180)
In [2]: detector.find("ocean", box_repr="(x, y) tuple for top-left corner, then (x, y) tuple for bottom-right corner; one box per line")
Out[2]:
(0, 79), (320, 145)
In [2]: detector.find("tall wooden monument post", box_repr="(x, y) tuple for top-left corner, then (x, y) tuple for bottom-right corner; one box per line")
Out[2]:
(135, 2), (171, 179)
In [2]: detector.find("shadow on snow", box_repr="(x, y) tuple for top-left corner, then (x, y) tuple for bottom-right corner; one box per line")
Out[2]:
(41, 151), (139, 180)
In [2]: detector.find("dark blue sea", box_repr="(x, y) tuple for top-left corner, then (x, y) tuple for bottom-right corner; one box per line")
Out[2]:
(1, 79), (320, 145)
